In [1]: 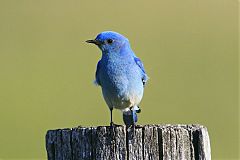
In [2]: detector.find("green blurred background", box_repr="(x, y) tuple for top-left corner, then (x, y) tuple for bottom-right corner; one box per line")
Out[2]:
(0, 0), (238, 159)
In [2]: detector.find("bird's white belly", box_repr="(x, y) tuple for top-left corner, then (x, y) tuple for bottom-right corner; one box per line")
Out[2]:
(101, 80), (144, 110)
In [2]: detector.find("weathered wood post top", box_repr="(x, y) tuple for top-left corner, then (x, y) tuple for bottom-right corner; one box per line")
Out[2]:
(46, 124), (211, 160)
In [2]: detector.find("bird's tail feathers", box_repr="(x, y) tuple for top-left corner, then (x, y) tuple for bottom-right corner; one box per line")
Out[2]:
(122, 106), (141, 126)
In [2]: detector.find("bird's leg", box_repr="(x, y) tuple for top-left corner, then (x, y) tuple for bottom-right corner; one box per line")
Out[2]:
(109, 108), (116, 136)
(110, 108), (120, 127)
(110, 108), (114, 127)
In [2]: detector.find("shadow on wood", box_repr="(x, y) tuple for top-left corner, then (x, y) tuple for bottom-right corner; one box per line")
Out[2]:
(46, 124), (211, 160)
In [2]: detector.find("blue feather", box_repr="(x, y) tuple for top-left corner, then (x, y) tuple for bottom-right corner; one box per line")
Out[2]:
(123, 108), (138, 126)
(95, 60), (101, 86)
(134, 57), (148, 86)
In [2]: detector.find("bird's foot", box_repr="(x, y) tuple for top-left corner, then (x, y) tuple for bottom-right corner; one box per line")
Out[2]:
(126, 123), (142, 130)
(110, 122), (121, 127)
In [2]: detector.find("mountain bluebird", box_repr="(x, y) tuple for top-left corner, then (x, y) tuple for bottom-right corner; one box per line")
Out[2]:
(86, 31), (148, 126)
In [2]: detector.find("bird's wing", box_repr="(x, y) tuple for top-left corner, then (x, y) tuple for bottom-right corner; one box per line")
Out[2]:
(94, 60), (101, 86)
(134, 57), (148, 86)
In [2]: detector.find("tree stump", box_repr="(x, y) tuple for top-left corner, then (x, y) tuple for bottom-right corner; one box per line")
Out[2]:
(45, 124), (211, 160)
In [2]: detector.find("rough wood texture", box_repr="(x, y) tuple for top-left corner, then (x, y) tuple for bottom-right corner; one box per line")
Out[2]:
(46, 124), (211, 160)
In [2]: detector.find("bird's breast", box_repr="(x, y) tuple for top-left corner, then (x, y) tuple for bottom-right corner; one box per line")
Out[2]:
(100, 60), (143, 94)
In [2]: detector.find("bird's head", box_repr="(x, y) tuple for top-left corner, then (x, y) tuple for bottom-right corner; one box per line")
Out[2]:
(86, 31), (129, 53)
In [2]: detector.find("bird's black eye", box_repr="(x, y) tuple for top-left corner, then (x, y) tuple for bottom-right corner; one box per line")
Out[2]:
(107, 39), (113, 44)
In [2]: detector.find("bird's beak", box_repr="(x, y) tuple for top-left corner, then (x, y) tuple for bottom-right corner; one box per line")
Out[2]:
(86, 39), (102, 45)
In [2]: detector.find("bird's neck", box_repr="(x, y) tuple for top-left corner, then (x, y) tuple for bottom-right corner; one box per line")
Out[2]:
(101, 43), (134, 60)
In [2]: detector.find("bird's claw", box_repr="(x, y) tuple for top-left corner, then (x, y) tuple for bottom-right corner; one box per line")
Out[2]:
(110, 122), (121, 127)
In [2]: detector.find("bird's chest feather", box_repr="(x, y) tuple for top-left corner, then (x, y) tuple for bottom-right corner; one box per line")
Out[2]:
(100, 58), (144, 108)
(100, 56), (141, 92)
(102, 59), (131, 86)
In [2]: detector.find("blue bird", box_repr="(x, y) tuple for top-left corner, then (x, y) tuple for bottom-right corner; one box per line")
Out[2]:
(86, 31), (148, 126)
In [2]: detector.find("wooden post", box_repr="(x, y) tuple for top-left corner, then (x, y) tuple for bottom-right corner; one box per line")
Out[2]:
(46, 124), (211, 160)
